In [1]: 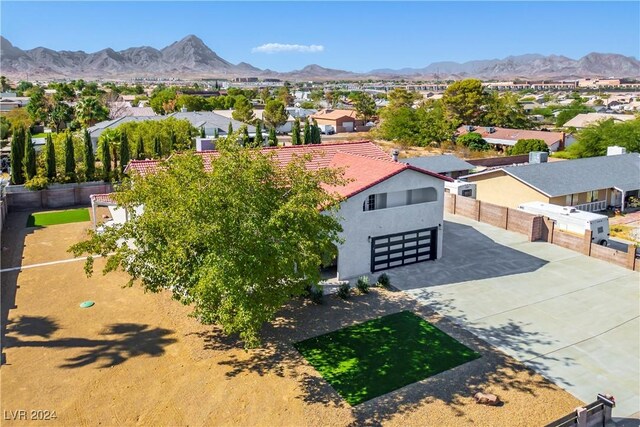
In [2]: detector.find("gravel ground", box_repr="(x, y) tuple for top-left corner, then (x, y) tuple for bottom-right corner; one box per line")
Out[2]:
(1, 211), (582, 426)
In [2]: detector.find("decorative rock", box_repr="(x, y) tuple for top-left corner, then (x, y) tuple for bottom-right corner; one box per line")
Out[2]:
(474, 392), (501, 406)
(102, 214), (111, 219)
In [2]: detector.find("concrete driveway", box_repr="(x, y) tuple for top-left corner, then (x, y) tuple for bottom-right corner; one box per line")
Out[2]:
(386, 213), (640, 419)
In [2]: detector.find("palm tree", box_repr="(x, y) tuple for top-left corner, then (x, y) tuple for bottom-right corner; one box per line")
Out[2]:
(75, 96), (109, 127)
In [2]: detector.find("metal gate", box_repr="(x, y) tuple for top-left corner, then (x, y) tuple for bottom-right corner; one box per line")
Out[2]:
(370, 227), (437, 273)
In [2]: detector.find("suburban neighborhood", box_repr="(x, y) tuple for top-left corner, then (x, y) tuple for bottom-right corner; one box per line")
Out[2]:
(1, 1), (639, 426)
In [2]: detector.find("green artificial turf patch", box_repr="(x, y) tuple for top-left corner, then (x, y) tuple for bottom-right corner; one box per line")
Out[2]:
(26, 208), (91, 227)
(294, 311), (480, 406)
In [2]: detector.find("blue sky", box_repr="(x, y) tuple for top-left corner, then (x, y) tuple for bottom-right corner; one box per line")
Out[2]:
(1, 1), (638, 72)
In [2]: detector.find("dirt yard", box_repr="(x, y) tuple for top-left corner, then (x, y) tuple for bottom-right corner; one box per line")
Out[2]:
(1, 209), (582, 426)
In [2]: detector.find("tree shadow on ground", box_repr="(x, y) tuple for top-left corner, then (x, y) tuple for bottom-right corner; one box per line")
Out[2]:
(195, 288), (575, 425)
(4, 315), (177, 369)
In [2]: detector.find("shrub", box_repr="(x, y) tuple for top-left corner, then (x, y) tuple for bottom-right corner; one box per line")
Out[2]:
(308, 284), (324, 305)
(24, 175), (49, 190)
(377, 273), (391, 289)
(337, 282), (351, 299)
(356, 275), (370, 294)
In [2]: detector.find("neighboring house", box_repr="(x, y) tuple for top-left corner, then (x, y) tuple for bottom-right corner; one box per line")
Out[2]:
(109, 101), (157, 119)
(212, 109), (296, 133)
(121, 141), (452, 279)
(456, 125), (566, 152)
(88, 111), (253, 149)
(462, 151), (640, 212)
(0, 95), (29, 112)
(310, 109), (364, 133)
(562, 113), (636, 130)
(400, 154), (474, 179)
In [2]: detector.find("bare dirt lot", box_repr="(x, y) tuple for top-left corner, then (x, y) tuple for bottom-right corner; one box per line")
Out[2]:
(1, 209), (582, 426)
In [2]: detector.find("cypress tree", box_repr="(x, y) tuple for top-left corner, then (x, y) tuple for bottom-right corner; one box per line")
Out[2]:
(227, 122), (233, 136)
(119, 131), (130, 173)
(169, 130), (177, 152)
(64, 132), (76, 180)
(153, 135), (162, 158)
(303, 119), (312, 144)
(312, 119), (322, 144)
(291, 118), (301, 145)
(100, 138), (111, 181)
(200, 126), (206, 138)
(268, 127), (278, 147)
(84, 129), (95, 180)
(22, 130), (36, 181)
(10, 126), (25, 184)
(254, 121), (263, 147)
(241, 126), (250, 146)
(45, 133), (56, 181)
(136, 134), (145, 160)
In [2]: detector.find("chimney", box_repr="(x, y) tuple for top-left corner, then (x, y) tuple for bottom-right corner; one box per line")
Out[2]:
(391, 149), (399, 162)
(180, 107), (188, 113)
(607, 146), (626, 156)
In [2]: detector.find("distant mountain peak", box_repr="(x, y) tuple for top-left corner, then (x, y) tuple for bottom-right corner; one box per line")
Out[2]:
(0, 35), (637, 80)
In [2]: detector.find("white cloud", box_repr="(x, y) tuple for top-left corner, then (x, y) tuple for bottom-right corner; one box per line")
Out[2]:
(251, 43), (324, 54)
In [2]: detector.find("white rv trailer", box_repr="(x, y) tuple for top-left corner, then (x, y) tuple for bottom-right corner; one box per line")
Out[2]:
(518, 201), (610, 246)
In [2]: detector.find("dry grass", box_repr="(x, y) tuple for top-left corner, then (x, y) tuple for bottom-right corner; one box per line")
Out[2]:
(1, 210), (582, 426)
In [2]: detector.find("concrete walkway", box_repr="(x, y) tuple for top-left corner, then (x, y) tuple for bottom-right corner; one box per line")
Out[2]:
(387, 213), (640, 419)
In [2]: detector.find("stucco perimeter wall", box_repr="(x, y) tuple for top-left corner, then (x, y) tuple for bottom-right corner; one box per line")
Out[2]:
(445, 193), (542, 241)
(6, 182), (113, 211)
(335, 169), (445, 280)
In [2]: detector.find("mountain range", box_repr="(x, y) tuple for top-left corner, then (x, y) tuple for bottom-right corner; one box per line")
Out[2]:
(1, 35), (639, 81)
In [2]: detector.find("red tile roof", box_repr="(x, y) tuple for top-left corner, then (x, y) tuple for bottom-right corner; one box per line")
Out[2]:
(456, 125), (565, 147)
(125, 141), (452, 199)
(124, 159), (163, 176)
(310, 109), (358, 121)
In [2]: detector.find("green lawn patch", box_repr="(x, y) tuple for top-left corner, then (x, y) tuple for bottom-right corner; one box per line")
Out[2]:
(26, 208), (90, 227)
(294, 311), (480, 406)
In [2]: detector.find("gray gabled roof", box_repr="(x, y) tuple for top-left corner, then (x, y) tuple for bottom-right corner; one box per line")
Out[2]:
(400, 155), (474, 174)
(467, 153), (640, 196)
(88, 111), (254, 140)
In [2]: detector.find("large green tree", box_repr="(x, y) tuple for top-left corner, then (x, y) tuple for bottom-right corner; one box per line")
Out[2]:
(563, 118), (640, 158)
(69, 144), (344, 347)
(26, 87), (49, 124)
(263, 100), (288, 130)
(48, 100), (73, 132)
(456, 132), (490, 151)
(510, 139), (549, 155)
(415, 100), (459, 146)
(84, 129), (95, 180)
(10, 126), (25, 184)
(232, 96), (255, 124)
(76, 96), (109, 127)
(351, 92), (377, 123)
(483, 92), (532, 129)
(442, 79), (486, 125)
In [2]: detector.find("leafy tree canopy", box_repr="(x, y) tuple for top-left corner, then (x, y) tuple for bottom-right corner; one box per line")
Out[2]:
(510, 138), (549, 155)
(70, 143), (345, 347)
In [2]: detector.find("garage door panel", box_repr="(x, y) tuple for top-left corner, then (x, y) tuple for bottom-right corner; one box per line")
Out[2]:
(371, 227), (437, 273)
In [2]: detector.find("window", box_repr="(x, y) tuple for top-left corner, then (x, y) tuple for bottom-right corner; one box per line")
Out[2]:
(587, 190), (599, 203)
(597, 226), (604, 234)
(461, 189), (473, 197)
(363, 187), (436, 212)
(363, 193), (387, 211)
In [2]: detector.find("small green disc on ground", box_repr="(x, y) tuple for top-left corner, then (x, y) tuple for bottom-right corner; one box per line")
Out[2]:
(79, 301), (95, 308)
